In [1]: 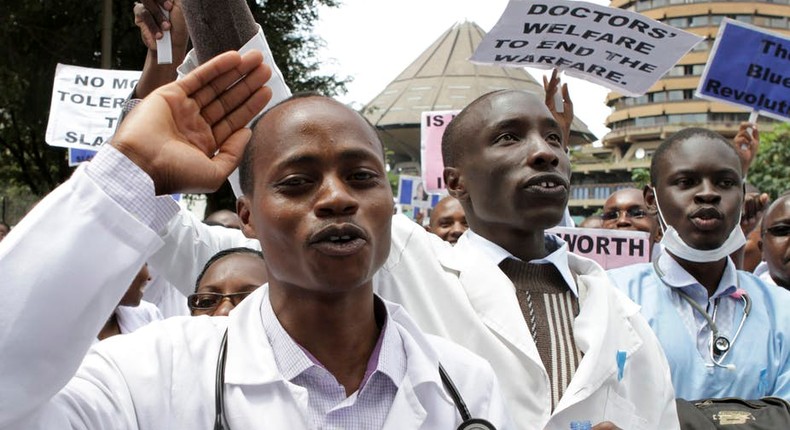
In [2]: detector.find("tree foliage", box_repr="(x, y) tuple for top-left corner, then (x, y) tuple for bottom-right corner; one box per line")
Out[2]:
(748, 122), (790, 200)
(0, 0), (347, 223)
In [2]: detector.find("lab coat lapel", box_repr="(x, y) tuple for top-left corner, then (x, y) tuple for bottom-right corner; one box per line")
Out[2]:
(440, 237), (543, 369)
(381, 377), (428, 429)
(556, 255), (643, 413)
(222, 286), (311, 428)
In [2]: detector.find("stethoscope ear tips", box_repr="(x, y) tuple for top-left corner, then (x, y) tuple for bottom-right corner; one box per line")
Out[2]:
(458, 418), (497, 430)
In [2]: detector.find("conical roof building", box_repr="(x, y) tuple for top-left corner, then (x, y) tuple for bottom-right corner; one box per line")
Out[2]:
(361, 21), (596, 169)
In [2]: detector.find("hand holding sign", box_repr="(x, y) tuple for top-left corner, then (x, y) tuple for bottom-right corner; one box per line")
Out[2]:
(134, 0), (187, 52)
(111, 51), (272, 195)
(732, 121), (759, 176)
(134, 0), (188, 97)
(543, 69), (574, 150)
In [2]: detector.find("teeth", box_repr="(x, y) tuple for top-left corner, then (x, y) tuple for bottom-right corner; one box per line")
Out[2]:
(329, 236), (340, 241)
(340, 235), (351, 240)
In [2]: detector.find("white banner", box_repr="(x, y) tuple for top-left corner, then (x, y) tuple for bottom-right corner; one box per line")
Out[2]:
(470, 0), (702, 96)
(45, 64), (141, 150)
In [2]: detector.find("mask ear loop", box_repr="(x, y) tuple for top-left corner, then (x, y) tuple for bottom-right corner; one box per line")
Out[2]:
(649, 186), (668, 236)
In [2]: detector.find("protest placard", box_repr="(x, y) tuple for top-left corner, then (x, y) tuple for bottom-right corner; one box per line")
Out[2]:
(68, 148), (98, 167)
(470, 0), (702, 96)
(45, 64), (141, 150)
(697, 19), (790, 121)
(421, 110), (459, 193)
(397, 175), (441, 209)
(546, 226), (650, 269)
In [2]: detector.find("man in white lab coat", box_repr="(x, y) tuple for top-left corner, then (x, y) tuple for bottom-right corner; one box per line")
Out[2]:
(0, 52), (511, 429)
(113, 2), (679, 428)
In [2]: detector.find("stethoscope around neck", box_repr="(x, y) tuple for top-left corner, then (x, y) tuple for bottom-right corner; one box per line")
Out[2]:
(652, 257), (752, 370)
(213, 329), (497, 430)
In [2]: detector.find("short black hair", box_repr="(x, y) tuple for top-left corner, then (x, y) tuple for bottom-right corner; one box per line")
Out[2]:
(239, 93), (384, 196)
(441, 89), (510, 168)
(195, 247), (264, 292)
(650, 127), (740, 186)
(761, 190), (790, 236)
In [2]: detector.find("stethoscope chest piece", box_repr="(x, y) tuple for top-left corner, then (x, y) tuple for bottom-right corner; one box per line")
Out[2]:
(714, 336), (731, 356)
(458, 418), (497, 430)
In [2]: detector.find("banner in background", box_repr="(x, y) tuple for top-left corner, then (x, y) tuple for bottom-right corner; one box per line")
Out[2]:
(68, 148), (98, 167)
(471, 0), (702, 96)
(420, 110), (459, 193)
(546, 226), (651, 269)
(697, 19), (790, 121)
(46, 64), (141, 150)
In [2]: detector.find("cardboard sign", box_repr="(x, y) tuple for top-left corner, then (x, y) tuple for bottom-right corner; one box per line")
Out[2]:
(420, 110), (459, 193)
(45, 64), (141, 150)
(68, 148), (98, 167)
(470, 0), (702, 96)
(697, 19), (790, 121)
(397, 175), (441, 209)
(547, 226), (650, 269)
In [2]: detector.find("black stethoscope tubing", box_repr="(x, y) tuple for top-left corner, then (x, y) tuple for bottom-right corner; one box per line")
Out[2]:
(213, 329), (496, 430)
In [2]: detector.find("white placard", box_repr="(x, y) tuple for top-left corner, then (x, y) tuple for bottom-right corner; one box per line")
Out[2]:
(45, 64), (141, 150)
(470, 0), (703, 96)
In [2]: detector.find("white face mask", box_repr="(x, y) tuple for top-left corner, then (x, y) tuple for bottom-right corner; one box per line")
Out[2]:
(652, 187), (746, 263)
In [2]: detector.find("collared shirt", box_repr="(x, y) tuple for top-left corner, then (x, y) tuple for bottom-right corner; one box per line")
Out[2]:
(655, 252), (740, 362)
(465, 229), (579, 297)
(260, 293), (406, 430)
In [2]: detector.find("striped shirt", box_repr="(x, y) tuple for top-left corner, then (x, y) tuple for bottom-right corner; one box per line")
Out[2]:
(260, 293), (406, 430)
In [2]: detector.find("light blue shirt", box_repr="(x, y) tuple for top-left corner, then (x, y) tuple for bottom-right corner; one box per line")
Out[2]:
(608, 259), (790, 400)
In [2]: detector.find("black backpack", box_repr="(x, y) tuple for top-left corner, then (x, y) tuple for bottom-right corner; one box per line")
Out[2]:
(677, 397), (790, 429)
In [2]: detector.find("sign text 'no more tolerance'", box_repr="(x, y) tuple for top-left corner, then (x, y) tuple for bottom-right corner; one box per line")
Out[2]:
(46, 64), (141, 150)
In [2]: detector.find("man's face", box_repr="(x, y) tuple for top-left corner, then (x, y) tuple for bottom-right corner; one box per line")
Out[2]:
(647, 136), (743, 250)
(447, 91), (570, 232)
(429, 197), (467, 244)
(192, 253), (268, 316)
(602, 188), (656, 234)
(762, 196), (790, 287)
(239, 97), (393, 294)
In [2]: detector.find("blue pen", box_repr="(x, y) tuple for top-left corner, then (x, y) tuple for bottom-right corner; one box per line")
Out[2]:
(616, 350), (627, 381)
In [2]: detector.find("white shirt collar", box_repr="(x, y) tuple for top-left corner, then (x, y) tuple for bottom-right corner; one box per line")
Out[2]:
(656, 252), (739, 299)
(465, 229), (579, 297)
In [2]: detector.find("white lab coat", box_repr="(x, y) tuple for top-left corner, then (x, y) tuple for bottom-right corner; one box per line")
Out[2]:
(377, 215), (679, 430)
(0, 167), (512, 429)
(147, 209), (679, 429)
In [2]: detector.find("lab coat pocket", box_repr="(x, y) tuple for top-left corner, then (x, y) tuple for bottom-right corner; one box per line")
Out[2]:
(603, 387), (648, 430)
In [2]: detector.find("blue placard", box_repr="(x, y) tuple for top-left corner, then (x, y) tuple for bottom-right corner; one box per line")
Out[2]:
(697, 19), (790, 121)
(398, 177), (414, 205)
(68, 148), (98, 166)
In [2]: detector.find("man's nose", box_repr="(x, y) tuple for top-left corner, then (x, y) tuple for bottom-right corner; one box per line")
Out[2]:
(314, 176), (359, 217)
(212, 297), (235, 317)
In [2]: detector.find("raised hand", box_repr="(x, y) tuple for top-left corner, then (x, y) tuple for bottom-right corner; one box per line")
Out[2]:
(543, 68), (574, 151)
(733, 121), (759, 176)
(134, 0), (188, 50)
(133, 0), (189, 98)
(111, 50), (272, 195)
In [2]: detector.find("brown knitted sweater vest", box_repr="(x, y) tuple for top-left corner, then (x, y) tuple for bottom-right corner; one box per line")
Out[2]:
(498, 258), (582, 410)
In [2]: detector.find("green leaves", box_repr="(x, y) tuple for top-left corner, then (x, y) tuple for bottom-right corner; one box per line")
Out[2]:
(748, 122), (790, 200)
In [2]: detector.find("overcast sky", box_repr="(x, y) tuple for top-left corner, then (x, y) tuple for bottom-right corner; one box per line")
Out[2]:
(315, 0), (612, 142)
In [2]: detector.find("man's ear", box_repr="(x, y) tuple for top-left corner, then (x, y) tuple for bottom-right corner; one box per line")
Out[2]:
(643, 185), (657, 212)
(236, 196), (257, 239)
(444, 167), (468, 201)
